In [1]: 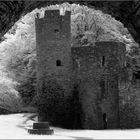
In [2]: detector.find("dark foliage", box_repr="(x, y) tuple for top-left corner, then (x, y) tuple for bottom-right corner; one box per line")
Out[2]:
(33, 80), (82, 129)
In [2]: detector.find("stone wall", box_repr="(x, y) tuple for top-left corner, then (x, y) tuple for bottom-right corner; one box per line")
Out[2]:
(71, 46), (104, 129)
(119, 76), (140, 129)
(96, 41), (126, 129)
(71, 41), (126, 129)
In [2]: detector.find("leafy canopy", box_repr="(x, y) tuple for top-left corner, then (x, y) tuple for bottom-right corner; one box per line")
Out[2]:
(0, 3), (139, 107)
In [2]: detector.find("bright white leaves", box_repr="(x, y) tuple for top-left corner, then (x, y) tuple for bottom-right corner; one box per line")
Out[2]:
(0, 3), (139, 111)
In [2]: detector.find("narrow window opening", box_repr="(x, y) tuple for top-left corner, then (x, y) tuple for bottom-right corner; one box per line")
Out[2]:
(56, 60), (61, 66)
(102, 56), (105, 66)
(103, 113), (107, 129)
(133, 71), (140, 80)
(100, 80), (106, 99)
(54, 29), (59, 33)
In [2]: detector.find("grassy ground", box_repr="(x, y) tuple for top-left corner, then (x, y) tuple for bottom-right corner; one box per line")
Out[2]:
(0, 113), (140, 139)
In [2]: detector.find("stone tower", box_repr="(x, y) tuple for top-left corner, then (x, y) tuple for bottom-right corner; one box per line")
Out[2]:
(35, 10), (72, 122)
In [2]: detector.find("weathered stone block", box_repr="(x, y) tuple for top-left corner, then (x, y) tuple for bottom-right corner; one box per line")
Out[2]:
(28, 129), (54, 135)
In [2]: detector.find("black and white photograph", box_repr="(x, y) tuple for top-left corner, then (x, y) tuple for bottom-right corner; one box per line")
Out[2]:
(0, 0), (140, 139)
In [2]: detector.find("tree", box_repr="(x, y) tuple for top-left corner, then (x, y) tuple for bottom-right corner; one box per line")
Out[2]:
(0, 3), (138, 107)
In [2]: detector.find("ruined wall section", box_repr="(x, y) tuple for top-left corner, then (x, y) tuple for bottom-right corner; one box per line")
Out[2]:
(71, 41), (126, 129)
(71, 46), (104, 129)
(96, 41), (126, 129)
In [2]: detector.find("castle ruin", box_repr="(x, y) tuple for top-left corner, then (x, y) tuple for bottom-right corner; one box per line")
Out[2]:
(35, 10), (126, 129)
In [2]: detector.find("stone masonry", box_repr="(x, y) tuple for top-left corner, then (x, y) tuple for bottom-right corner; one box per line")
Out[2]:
(35, 10), (72, 97)
(35, 10), (126, 129)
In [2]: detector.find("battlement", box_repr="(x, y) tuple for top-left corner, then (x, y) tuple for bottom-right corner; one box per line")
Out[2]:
(35, 9), (71, 20)
(45, 9), (60, 17)
(35, 9), (71, 40)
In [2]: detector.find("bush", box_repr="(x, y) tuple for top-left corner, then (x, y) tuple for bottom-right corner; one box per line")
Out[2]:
(0, 74), (21, 112)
